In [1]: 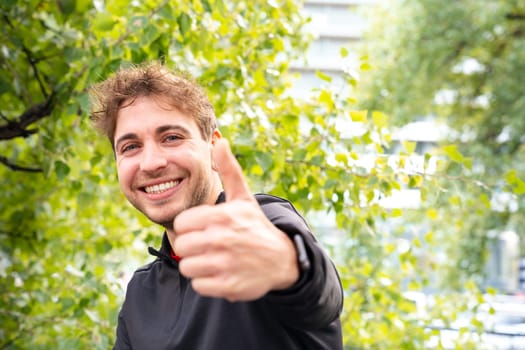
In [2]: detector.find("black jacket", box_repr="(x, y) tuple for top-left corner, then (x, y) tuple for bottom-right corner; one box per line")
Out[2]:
(114, 193), (343, 350)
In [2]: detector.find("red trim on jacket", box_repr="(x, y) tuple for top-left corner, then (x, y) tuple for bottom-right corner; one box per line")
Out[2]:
(170, 249), (182, 262)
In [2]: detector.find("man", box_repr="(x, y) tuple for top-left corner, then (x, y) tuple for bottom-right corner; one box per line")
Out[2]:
(90, 62), (343, 349)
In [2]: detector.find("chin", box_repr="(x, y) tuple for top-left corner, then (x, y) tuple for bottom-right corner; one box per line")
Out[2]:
(147, 216), (175, 230)
(145, 209), (181, 227)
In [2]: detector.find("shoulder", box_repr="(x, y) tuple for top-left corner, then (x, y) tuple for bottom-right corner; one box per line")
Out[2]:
(135, 259), (159, 274)
(126, 259), (163, 288)
(254, 193), (293, 206)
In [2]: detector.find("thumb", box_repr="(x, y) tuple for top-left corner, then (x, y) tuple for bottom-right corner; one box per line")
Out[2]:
(213, 138), (253, 202)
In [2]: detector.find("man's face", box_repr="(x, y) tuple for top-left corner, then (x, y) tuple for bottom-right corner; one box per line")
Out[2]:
(113, 96), (220, 230)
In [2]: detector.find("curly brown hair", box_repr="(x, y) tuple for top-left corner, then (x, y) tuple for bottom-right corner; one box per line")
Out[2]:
(90, 62), (217, 146)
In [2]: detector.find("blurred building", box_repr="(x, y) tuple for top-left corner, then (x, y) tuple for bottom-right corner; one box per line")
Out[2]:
(291, 0), (375, 96)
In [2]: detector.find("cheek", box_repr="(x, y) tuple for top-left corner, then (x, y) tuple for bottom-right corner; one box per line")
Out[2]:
(116, 161), (133, 189)
(174, 150), (205, 169)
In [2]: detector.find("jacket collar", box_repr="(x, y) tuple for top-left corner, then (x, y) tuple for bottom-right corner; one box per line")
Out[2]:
(148, 233), (175, 265)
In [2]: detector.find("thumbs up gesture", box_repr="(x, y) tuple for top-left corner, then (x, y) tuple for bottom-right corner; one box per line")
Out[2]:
(173, 139), (300, 302)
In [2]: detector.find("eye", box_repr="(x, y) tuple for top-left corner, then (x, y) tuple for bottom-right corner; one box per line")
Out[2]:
(164, 134), (182, 143)
(121, 143), (139, 154)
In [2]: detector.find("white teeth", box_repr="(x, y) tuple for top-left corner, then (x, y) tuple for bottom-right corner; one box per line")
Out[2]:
(144, 180), (179, 194)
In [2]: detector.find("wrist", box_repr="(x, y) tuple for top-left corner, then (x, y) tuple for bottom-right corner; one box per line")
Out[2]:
(270, 232), (298, 291)
(272, 233), (310, 291)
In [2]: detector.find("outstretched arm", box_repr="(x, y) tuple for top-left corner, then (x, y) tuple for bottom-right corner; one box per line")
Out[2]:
(173, 139), (342, 329)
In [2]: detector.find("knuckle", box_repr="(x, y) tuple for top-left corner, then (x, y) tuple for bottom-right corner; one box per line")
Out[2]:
(218, 210), (236, 225)
(173, 238), (185, 254)
(207, 230), (236, 251)
(224, 276), (242, 297)
(178, 259), (192, 277)
(191, 279), (204, 294)
(210, 253), (233, 275)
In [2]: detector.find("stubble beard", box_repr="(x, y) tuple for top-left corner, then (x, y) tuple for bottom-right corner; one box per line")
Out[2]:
(152, 179), (212, 231)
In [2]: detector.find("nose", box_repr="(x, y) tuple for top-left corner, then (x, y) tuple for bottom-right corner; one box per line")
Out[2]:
(139, 143), (168, 173)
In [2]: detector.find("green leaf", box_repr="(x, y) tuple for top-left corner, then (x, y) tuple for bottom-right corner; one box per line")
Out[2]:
(215, 65), (230, 80)
(141, 24), (160, 46)
(201, 0), (212, 12)
(255, 151), (273, 171)
(253, 70), (267, 87)
(426, 208), (438, 220)
(316, 70), (332, 82)
(92, 12), (116, 32)
(0, 75), (12, 94)
(54, 160), (70, 180)
(177, 12), (191, 37)
(349, 110), (367, 122)
(335, 152), (348, 165)
(371, 111), (388, 128)
(402, 141), (416, 154)
(310, 155), (324, 166)
(57, 0), (76, 16)
(360, 62), (372, 71)
(443, 144), (464, 163)
(424, 231), (434, 244)
(292, 149), (307, 161)
(319, 89), (333, 107)
(391, 208), (402, 217)
(505, 169), (525, 195)
(408, 175), (422, 188)
(77, 93), (90, 114)
(76, 0), (92, 12)
(158, 4), (176, 20)
(129, 15), (147, 29)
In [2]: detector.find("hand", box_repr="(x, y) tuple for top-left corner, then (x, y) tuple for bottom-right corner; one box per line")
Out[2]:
(173, 139), (299, 302)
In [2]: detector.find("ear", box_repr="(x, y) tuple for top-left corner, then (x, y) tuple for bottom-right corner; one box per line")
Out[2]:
(211, 129), (222, 171)
(211, 129), (222, 145)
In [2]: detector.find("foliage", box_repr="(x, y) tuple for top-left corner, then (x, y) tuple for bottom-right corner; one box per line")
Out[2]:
(0, 0), (496, 349)
(358, 0), (525, 291)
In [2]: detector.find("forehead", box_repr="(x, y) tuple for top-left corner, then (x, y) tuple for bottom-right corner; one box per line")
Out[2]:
(114, 96), (199, 138)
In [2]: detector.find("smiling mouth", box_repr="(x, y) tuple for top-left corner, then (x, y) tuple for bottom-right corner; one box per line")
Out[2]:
(143, 180), (181, 194)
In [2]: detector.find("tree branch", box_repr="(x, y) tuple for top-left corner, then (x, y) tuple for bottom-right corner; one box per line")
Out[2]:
(0, 92), (55, 141)
(22, 46), (48, 98)
(0, 156), (42, 172)
(0, 230), (38, 241)
(506, 13), (525, 21)
(4, 12), (51, 100)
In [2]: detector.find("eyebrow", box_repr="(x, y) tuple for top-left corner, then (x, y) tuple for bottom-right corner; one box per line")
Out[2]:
(115, 133), (137, 152)
(114, 125), (191, 151)
(156, 125), (191, 136)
